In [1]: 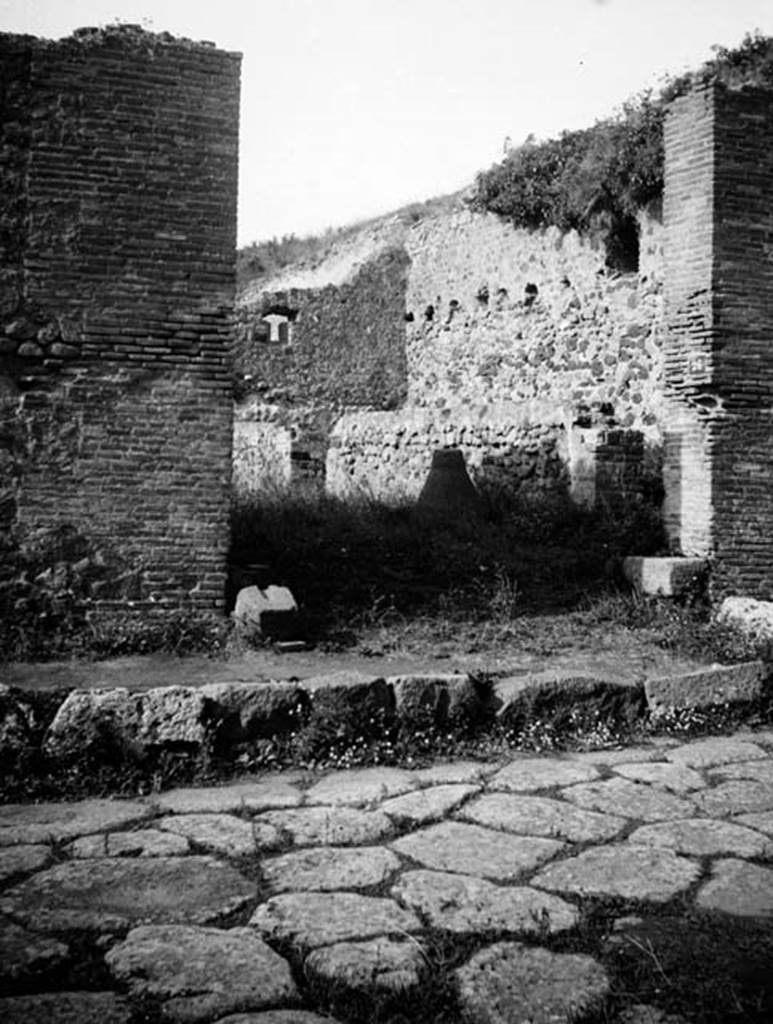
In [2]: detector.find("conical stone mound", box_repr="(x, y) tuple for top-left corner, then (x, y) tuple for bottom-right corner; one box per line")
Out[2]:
(416, 448), (484, 519)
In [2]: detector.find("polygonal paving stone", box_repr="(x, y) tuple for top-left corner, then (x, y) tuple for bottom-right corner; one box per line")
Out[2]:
(455, 941), (609, 1024)
(458, 793), (625, 843)
(612, 762), (705, 793)
(0, 992), (131, 1024)
(157, 813), (279, 856)
(390, 821), (563, 880)
(254, 805), (393, 846)
(211, 1015), (343, 1024)
(0, 919), (69, 981)
(694, 780), (773, 817)
(490, 758), (599, 792)
(561, 777), (697, 821)
(262, 845), (400, 893)
(666, 737), (766, 769)
(305, 937), (426, 993)
(250, 892), (421, 948)
(707, 759), (773, 783)
(735, 810), (773, 835)
(105, 924), (298, 1023)
(696, 858), (773, 917)
(0, 843), (50, 882)
(0, 856), (255, 932)
(304, 767), (417, 806)
(532, 845), (700, 902)
(380, 784), (479, 825)
(392, 870), (579, 935)
(628, 818), (773, 858)
(410, 760), (491, 785)
(570, 743), (674, 765)
(153, 780), (303, 814)
(69, 829), (189, 858)
(0, 799), (151, 846)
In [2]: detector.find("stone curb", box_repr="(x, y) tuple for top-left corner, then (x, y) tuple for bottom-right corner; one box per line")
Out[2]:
(0, 661), (768, 766)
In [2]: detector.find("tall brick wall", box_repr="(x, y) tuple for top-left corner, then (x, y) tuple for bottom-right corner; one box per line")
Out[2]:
(663, 84), (773, 597)
(0, 26), (241, 611)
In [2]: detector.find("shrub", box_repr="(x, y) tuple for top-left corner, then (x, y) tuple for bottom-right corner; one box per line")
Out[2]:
(471, 33), (773, 267)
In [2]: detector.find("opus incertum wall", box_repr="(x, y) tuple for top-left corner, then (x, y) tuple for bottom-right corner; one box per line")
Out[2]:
(663, 83), (773, 598)
(0, 26), (241, 611)
(235, 205), (665, 504)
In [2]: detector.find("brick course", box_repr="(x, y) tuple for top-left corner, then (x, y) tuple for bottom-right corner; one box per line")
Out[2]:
(0, 26), (241, 610)
(663, 84), (773, 597)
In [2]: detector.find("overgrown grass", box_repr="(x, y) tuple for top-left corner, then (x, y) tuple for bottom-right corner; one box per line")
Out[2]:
(229, 482), (666, 644)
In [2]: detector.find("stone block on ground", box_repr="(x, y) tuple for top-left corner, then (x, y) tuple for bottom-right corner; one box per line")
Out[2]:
(200, 681), (307, 742)
(390, 673), (486, 730)
(622, 557), (707, 598)
(301, 671), (395, 740)
(494, 670), (644, 731)
(43, 686), (210, 760)
(716, 596), (773, 643)
(233, 586), (299, 640)
(645, 661), (766, 712)
(105, 924), (298, 1023)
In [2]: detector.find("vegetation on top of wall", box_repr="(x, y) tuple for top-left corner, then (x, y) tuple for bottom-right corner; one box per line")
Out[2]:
(470, 32), (773, 263)
(236, 34), (773, 288)
(237, 192), (463, 292)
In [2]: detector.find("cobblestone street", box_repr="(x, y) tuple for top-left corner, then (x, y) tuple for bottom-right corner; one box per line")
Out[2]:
(2, 730), (773, 1023)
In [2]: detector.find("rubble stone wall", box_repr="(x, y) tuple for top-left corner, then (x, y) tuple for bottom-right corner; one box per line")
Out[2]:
(236, 205), (665, 502)
(0, 27), (241, 610)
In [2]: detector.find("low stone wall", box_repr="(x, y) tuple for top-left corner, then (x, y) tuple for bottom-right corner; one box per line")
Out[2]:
(2, 661), (764, 771)
(326, 402), (567, 501)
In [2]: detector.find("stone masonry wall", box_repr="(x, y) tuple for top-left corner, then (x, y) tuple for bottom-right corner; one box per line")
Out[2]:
(663, 84), (773, 598)
(236, 205), (665, 503)
(234, 247), (409, 480)
(404, 208), (665, 428)
(0, 27), (241, 611)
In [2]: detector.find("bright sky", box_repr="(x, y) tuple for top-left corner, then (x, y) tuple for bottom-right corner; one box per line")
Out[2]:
(3, 1), (773, 246)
